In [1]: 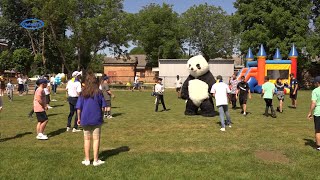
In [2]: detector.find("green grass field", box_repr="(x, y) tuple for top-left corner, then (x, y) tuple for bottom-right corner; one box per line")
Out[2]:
(0, 90), (319, 179)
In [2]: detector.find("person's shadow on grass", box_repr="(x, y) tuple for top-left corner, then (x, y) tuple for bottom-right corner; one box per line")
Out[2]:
(0, 132), (32, 142)
(112, 113), (124, 117)
(303, 138), (317, 148)
(47, 113), (60, 117)
(98, 146), (130, 161)
(47, 128), (66, 138)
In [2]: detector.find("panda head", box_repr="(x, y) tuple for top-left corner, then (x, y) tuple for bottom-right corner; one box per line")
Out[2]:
(187, 55), (209, 78)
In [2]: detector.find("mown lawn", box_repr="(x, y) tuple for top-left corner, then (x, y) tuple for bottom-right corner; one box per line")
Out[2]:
(0, 89), (319, 179)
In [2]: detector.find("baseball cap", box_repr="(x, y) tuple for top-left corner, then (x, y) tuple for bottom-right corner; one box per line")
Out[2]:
(37, 79), (48, 85)
(314, 76), (320, 83)
(72, 71), (82, 77)
(103, 76), (109, 80)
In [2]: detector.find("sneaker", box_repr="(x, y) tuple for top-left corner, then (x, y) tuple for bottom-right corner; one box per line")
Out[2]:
(72, 128), (81, 132)
(93, 160), (105, 166)
(107, 115), (113, 119)
(36, 134), (48, 140)
(103, 114), (108, 118)
(66, 127), (71, 132)
(82, 160), (90, 166)
(243, 112), (247, 116)
(220, 128), (226, 132)
(228, 124), (232, 128)
(316, 147), (320, 151)
(47, 106), (53, 109)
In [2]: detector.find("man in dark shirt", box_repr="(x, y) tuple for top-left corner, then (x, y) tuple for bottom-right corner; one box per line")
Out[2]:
(289, 73), (298, 108)
(237, 76), (251, 116)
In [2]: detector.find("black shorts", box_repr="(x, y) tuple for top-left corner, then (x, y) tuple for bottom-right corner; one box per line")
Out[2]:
(239, 96), (247, 105)
(314, 116), (320, 133)
(176, 87), (181, 92)
(46, 95), (50, 104)
(18, 84), (24, 91)
(290, 91), (298, 100)
(35, 111), (48, 122)
(105, 100), (111, 107)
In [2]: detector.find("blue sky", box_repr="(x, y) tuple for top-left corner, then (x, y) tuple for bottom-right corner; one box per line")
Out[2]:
(123, 0), (236, 14)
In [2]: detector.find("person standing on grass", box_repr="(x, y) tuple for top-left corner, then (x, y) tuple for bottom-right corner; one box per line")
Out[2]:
(0, 93), (3, 112)
(66, 71), (82, 132)
(132, 75), (140, 91)
(229, 74), (239, 109)
(17, 74), (24, 96)
(261, 76), (276, 118)
(34, 79), (49, 140)
(175, 75), (183, 98)
(76, 72), (107, 166)
(100, 76), (114, 119)
(0, 76), (5, 96)
(154, 78), (167, 112)
(28, 79), (40, 118)
(275, 78), (285, 113)
(44, 75), (52, 109)
(50, 74), (57, 94)
(211, 75), (232, 132)
(289, 73), (299, 108)
(237, 76), (251, 116)
(6, 80), (14, 102)
(307, 76), (320, 150)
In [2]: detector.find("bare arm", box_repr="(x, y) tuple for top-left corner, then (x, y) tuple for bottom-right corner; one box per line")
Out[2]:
(308, 101), (316, 119)
(77, 109), (81, 125)
(294, 84), (298, 94)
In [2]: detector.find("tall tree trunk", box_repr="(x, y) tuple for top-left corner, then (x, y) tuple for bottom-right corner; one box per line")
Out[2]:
(42, 31), (46, 74)
(77, 46), (81, 71)
(26, 30), (37, 55)
(49, 23), (70, 73)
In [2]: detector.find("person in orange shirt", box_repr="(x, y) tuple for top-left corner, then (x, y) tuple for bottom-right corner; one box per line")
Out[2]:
(34, 79), (49, 140)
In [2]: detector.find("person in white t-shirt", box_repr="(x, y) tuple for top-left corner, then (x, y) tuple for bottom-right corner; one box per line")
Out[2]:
(44, 75), (52, 109)
(154, 78), (167, 112)
(210, 75), (232, 132)
(66, 71), (82, 132)
(175, 75), (183, 98)
(17, 75), (24, 96)
(132, 75), (140, 91)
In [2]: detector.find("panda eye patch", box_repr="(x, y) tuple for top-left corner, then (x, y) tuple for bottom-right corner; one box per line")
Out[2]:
(196, 64), (201, 69)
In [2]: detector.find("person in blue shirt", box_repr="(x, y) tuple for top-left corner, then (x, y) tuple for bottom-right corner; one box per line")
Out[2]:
(76, 72), (107, 166)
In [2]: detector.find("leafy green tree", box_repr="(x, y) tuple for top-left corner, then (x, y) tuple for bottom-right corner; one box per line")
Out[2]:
(233, 0), (313, 58)
(0, 50), (13, 72)
(133, 3), (183, 66)
(181, 3), (233, 60)
(12, 48), (33, 74)
(130, 46), (145, 55)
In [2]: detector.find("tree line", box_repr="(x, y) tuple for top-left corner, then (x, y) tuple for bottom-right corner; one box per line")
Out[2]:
(0, 0), (319, 76)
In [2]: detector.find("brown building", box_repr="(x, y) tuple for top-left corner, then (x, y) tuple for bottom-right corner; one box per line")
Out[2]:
(103, 54), (157, 84)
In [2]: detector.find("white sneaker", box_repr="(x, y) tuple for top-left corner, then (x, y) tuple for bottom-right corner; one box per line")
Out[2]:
(66, 127), (71, 132)
(220, 128), (226, 132)
(82, 160), (90, 166)
(36, 134), (48, 140)
(72, 128), (81, 132)
(93, 160), (105, 166)
(228, 125), (232, 128)
(243, 112), (247, 116)
(47, 106), (53, 109)
(51, 99), (57, 102)
(107, 115), (113, 119)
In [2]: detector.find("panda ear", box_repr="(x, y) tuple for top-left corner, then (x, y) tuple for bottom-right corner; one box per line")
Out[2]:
(201, 53), (210, 62)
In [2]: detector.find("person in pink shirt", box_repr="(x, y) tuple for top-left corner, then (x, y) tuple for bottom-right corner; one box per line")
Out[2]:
(34, 79), (49, 140)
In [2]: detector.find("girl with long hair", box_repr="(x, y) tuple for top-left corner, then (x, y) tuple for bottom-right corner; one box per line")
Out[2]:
(275, 78), (285, 113)
(76, 72), (107, 166)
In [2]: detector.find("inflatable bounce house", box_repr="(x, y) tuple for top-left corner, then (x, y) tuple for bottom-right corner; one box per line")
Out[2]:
(237, 44), (298, 94)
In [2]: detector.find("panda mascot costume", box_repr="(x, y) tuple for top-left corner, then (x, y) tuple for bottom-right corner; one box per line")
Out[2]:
(181, 55), (216, 117)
